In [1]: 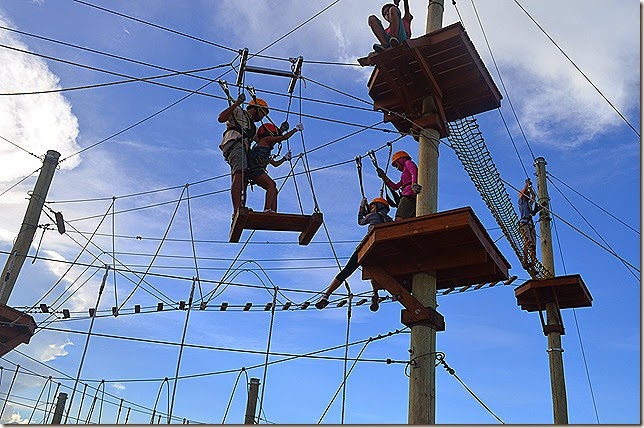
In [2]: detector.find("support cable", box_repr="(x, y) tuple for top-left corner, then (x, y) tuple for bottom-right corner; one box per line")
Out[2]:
(27, 375), (52, 423)
(340, 294), (353, 424)
(185, 185), (204, 303)
(221, 368), (248, 424)
(150, 377), (170, 424)
(513, 0), (639, 137)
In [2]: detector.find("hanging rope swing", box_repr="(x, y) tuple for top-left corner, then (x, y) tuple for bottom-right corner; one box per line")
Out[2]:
(221, 48), (322, 245)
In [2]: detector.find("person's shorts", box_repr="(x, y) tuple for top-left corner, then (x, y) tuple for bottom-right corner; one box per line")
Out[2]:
(223, 140), (247, 175)
(396, 195), (416, 219)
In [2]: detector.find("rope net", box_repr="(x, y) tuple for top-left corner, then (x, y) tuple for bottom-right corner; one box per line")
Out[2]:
(447, 117), (552, 280)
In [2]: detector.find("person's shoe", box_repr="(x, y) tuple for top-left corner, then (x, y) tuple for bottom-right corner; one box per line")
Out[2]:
(373, 43), (387, 53)
(263, 208), (276, 213)
(389, 37), (399, 47)
(370, 294), (380, 312)
(315, 297), (329, 310)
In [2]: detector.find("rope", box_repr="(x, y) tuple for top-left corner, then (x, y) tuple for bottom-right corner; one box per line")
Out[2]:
(355, 157), (365, 199)
(150, 378), (170, 424)
(340, 294), (353, 424)
(185, 186), (204, 302)
(45, 382), (61, 423)
(258, 287), (278, 423)
(27, 376), (52, 423)
(64, 265), (110, 423)
(168, 281), (196, 422)
(221, 368), (247, 423)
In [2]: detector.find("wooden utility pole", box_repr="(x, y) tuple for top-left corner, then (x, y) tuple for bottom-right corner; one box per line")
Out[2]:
(0, 150), (61, 304)
(409, 1), (444, 424)
(50, 392), (68, 424)
(244, 377), (260, 424)
(535, 156), (569, 424)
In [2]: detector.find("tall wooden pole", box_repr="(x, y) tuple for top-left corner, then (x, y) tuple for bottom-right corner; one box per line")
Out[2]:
(50, 392), (68, 424)
(409, 1), (444, 424)
(0, 150), (61, 305)
(244, 377), (260, 424)
(535, 157), (569, 424)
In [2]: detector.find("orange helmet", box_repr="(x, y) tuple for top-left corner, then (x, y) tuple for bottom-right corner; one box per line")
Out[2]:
(370, 197), (389, 207)
(249, 98), (269, 115)
(257, 123), (280, 139)
(392, 150), (410, 165)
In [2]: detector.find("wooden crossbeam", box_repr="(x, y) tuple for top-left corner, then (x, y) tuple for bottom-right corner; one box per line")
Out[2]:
(364, 265), (444, 330)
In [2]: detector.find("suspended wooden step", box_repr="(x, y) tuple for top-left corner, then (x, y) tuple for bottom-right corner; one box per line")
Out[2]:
(357, 22), (501, 139)
(230, 207), (323, 245)
(515, 274), (592, 312)
(356, 207), (510, 328)
(0, 304), (36, 357)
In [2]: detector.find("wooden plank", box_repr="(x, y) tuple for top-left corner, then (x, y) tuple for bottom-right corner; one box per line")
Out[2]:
(298, 212), (323, 246)
(229, 207), (249, 243)
(364, 265), (437, 326)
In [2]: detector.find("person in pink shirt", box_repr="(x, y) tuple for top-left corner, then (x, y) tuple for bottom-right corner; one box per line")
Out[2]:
(377, 150), (422, 220)
(368, 0), (413, 53)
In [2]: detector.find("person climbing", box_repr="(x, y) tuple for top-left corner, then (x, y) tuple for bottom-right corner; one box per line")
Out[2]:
(376, 150), (421, 220)
(217, 93), (269, 216)
(368, 0), (413, 53)
(518, 178), (541, 263)
(247, 121), (304, 213)
(315, 197), (393, 312)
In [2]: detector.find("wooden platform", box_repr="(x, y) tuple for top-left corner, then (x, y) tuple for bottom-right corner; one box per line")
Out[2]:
(0, 304), (36, 357)
(515, 274), (592, 312)
(358, 207), (510, 290)
(229, 207), (323, 245)
(357, 22), (502, 138)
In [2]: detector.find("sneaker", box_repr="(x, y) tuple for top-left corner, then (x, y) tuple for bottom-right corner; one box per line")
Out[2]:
(370, 294), (380, 312)
(263, 209), (276, 213)
(315, 297), (329, 310)
(389, 37), (399, 47)
(373, 43), (387, 53)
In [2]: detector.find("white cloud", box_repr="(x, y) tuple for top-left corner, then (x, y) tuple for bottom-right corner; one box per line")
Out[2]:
(38, 338), (73, 362)
(0, 16), (81, 183)
(112, 383), (126, 391)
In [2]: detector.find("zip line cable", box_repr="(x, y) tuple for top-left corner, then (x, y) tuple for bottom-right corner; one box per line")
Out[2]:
(468, 0), (537, 167)
(547, 176), (639, 281)
(0, 133), (41, 159)
(71, 0), (237, 53)
(548, 172), (639, 235)
(513, 0), (639, 137)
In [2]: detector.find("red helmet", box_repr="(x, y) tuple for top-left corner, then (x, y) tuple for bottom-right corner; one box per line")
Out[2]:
(257, 123), (280, 139)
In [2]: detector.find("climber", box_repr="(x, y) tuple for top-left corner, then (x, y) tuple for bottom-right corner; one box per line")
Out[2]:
(518, 178), (541, 263)
(315, 197), (393, 312)
(368, 0), (413, 53)
(248, 121), (304, 213)
(217, 93), (269, 216)
(376, 150), (421, 220)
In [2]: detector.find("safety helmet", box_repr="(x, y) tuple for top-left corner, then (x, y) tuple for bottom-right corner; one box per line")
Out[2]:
(257, 123), (280, 139)
(391, 150), (410, 165)
(381, 3), (396, 18)
(249, 98), (269, 115)
(370, 197), (389, 207)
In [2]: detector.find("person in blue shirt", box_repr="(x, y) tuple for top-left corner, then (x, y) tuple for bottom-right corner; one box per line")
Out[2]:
(518, 178), (541, 262)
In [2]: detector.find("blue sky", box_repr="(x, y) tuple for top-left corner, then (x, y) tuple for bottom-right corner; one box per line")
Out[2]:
(0, 0), (639, 424)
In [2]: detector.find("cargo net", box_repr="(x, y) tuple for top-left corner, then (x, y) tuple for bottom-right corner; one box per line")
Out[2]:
(447, 117), (553, 280)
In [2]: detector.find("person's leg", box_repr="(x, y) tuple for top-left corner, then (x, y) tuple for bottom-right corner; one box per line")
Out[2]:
(395, 196), (416, 220)
(388, 6), (402, 44)
(316, 249), (359, 309)
(227, 143), (248, 214)
(231, 171), (243, 213)
(252, 173), (278, 212)
(369, 280), (381, 312)
(368, 14), (390, 45)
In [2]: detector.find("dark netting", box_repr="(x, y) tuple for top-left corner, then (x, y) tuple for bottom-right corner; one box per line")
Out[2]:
(447, 117), (552, 280)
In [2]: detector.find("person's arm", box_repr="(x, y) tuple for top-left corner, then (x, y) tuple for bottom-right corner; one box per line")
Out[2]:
(218, 94), (245, 123)
(376, 168), (400, 190)
(407, 160), (418, 186)
(357, 198), (369, 225)
(268, 150), (292, 167)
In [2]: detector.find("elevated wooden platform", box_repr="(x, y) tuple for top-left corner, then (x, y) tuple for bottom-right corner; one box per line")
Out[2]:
(357, 22), (501, 138)
(0, 304), (36, 357)
(358, 207), (510, 290)
(357, 207), (510, 328)
(230, 207), (323, 245)
(515, 274), (592, 312)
